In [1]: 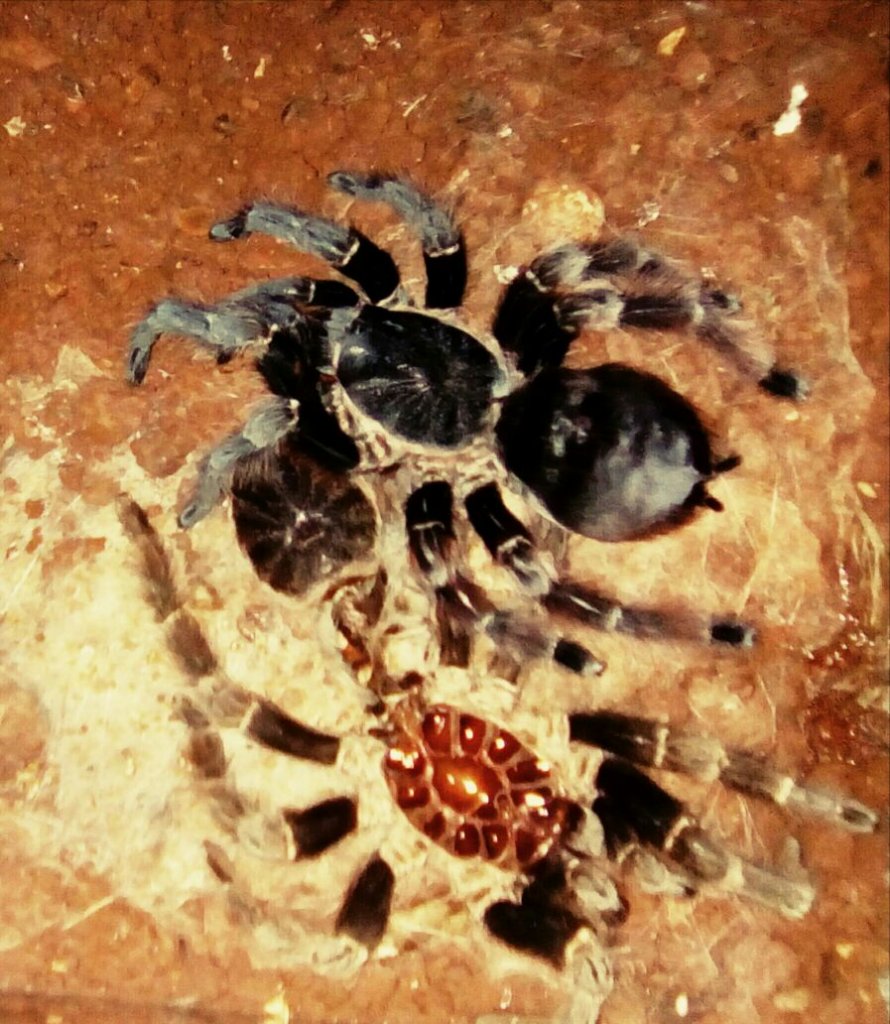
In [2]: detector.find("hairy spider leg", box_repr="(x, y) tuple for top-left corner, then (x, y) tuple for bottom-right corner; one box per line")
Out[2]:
(176, 399), (299, 529)
(254, 325), (362, 471)
(210, 200), (401, 304)
(404, 481), (604, 675)
(591, 757), (818, 917)
(464, 482), (754, 647)
(328, 170), (467, 309)
(120, 498), (393, 943)
(570, 710), (879, 833)
(494, 238), (808, 397)
(126, 276), (358, 385)
(117, 498), (358, 866)
(177, 317), (365, 530)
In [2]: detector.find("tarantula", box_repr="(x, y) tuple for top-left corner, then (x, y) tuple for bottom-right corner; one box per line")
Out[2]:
(124, 172), (876, 967)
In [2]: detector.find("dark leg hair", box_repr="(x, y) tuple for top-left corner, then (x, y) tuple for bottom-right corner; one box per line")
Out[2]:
(405, 481), (604, 675)
(571, 710), (878, 832)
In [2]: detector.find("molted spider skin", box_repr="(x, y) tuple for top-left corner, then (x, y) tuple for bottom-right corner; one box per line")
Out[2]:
(119, 490), (879, 975)
(496, 363), (727, 541)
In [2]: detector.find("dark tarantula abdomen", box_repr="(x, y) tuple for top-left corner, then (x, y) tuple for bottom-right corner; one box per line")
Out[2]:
(231, 440), (377, 595)
(334, 306), (503, 447)
(496, 364), (728, 542)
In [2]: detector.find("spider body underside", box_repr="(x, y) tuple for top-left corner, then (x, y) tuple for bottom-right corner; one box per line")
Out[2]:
(124, 171), (877, 972)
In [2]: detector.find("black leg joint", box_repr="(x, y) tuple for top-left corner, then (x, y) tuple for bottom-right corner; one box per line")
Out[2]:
(570, 711), (661, 766)
(592, 795), (638, 860)
(310, 279), (361, 308)
(335, 854), (395, 947)
(337, 233), (400, 304)
(247, 699), (340, 765)
(484, 861), (585, 967)
(284, 796), (357, 858)
(553, 639), (601, 676)
(710, 620), (756, 646)
(493, 274), (575, 376)
(423, 243), (467, 309)
(465, 483), (531, 559)
(595, 758), (683, 850)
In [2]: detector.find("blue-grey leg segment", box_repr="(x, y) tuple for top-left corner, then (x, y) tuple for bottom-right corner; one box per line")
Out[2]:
(126, 277), (322, 385)
(210, 201), (400, 304)
(178, 398), (297, 528)
(327, 172), (461, 254)
(328, 171), (466, 307)
(210, 203), (358, 262)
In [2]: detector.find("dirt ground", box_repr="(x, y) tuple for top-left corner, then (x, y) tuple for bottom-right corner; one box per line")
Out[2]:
(0, 2), (887, 1024)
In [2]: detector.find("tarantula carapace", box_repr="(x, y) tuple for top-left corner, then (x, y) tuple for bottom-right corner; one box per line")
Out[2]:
(124, 171), (876, 968)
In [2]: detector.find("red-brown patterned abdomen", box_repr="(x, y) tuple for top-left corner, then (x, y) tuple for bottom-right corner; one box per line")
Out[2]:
(383, 702), (578, 870)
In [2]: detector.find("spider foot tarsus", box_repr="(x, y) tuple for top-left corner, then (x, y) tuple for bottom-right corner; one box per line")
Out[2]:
(465, 482), (755, 648)
(758, 365), (810, 400)
(328, 169), (467, 308)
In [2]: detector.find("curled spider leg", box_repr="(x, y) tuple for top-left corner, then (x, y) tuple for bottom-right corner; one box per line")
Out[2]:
(464, 482), (754, 647)
(593, 757), (817, 918)
(570, 710), (879, 833)
(405, 480), (604, 676)
(328, 170), (467, 309)
(210, 200), (401, 304)
(118, 496), (356, 868)
(494, 237), (808, 397)
(126, 276), (356, 385)
(177, 398), (299, 529)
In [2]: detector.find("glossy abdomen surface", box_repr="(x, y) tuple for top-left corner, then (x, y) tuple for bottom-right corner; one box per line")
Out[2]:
(497, 364), (716, 541)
